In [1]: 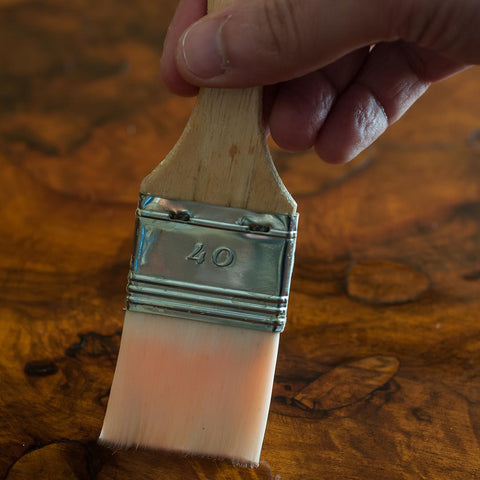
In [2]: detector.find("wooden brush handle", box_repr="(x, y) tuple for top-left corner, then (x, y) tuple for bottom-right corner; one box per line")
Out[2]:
(141, 0), (296, 215)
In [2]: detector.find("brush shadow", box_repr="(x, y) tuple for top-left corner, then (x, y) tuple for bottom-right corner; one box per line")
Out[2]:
(93, 443), (275, 480)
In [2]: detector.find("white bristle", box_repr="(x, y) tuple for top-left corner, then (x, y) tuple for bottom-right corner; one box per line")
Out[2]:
(100, 311), (280, 465)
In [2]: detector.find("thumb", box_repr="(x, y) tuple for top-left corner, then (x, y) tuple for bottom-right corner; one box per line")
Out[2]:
(176, 0), (393, 86)
(175, 0), (479, 88)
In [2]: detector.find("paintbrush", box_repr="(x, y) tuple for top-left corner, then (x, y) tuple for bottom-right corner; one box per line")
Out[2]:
(99, 0), (297, 466)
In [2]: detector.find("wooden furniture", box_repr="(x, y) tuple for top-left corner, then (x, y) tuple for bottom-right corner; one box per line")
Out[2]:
(1, 1), (480, 478)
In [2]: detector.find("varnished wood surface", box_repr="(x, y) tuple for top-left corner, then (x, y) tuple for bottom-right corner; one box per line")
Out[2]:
(1, 1), (480, 479)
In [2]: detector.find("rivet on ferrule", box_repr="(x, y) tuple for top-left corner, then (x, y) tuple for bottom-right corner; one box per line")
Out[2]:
(126, 194), (298, 332)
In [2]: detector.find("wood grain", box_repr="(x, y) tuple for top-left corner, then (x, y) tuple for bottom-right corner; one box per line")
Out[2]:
(141, 87), (296, 213)
(1, 0), (480, 479)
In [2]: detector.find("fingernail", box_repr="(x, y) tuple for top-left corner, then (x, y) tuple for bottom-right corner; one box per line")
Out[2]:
(180, 15), (230, 79)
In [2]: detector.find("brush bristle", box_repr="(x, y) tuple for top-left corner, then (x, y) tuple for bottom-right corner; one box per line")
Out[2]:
(99, 311), (280, 465)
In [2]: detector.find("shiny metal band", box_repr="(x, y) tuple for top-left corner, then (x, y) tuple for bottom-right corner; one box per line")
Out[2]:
(126, 194), (298, 332)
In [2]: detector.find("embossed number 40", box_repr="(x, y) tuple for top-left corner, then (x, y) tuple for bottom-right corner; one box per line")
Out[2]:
(186, 242), (235, 267)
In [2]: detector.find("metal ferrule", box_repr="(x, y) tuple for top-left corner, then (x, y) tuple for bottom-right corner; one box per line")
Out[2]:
(126, 194), (298, 332)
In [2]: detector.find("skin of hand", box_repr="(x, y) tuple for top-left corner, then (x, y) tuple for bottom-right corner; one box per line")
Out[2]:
(161, 0), (479, 163)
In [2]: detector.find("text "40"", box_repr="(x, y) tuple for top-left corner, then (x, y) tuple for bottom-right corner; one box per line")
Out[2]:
(186, 242), (236, 267)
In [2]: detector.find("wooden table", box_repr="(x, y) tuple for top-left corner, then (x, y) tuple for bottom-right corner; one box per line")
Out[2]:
(1, 1), (480, 478)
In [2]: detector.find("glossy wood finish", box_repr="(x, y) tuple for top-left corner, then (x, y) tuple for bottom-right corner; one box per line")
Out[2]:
(1, 1), (480, 478)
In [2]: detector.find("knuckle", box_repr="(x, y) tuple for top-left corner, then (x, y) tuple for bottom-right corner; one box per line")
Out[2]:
(397, 0), (467, 55)
(261, 0), (303, 61)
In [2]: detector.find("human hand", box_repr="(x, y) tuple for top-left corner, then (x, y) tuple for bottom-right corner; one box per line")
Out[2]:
(161, 0), (479, 163)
